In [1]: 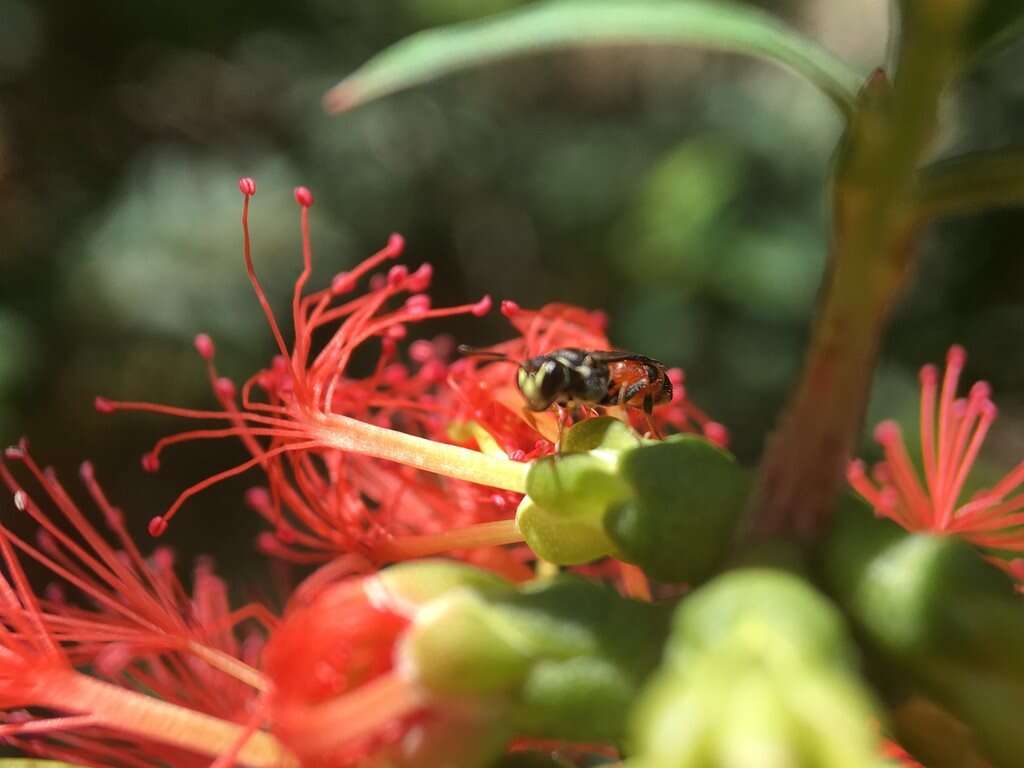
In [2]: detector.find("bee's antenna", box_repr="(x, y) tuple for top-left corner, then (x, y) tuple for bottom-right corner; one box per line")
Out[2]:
(457, 345), (517, 363)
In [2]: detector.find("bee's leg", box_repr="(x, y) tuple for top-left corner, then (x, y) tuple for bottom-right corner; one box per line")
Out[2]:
(642, 395), (663, 439)
(555, 405), (568, 454)
(620, 380), (648, 405)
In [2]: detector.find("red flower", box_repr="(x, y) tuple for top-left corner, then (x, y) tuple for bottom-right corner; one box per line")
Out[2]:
(96, 179), (725, 594)
(98, 180), (530, 573)
(848, 346), (1024, 577)
(0, 444), (294, 766)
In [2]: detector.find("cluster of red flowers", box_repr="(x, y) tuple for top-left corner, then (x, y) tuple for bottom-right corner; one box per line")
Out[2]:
(0, 442), (283, 767)
(4, 179), (1014, 766)
(96, 180), (725, 581)
(0, 179), (728, 765)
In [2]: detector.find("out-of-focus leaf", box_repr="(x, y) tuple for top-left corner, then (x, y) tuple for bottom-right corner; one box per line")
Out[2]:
(964, 1), (1024, 61)
(0, 762), (92, 768)
(325, 1), (862, 119)
(912, 149), (1024, 222)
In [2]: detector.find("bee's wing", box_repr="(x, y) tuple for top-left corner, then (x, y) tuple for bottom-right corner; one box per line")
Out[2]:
(588, 350), (659, 365)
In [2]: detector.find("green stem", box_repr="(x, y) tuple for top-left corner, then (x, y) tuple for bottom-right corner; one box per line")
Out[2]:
(750, 2), (978, 537)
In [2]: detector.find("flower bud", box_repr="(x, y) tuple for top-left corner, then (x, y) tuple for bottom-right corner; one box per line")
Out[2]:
(631, 569), (883, 768)
(517, 418), (749, 579)
(402, 589), (534, 695)
(823, 498), (1024, 766)
(515, 418), (638, 564)
(401, 572), (670, 745)
(264, 561), (515, 767)
(377, 559), (513, 611)
(605, 435), (749, 583)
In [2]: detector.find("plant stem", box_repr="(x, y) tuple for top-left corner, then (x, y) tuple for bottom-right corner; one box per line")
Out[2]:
(750, 2), (977, 537)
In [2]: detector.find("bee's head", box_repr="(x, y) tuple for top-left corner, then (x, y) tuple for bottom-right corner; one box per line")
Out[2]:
(517, 356), (568, 411)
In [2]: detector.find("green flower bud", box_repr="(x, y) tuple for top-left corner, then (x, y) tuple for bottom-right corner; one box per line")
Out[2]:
(377, 558), (513, 610)
(631, 569), (883, 768)
(504, 576), (670, 743)
(823, 498), (1024, 673)
(823, 498), (1024, 766)
(405, 588), (535, 695)
(605, 436), (750, 583)
(668, 569), (858, 672)
(518, 417), (749, 580)
(517, 418), (640, 564)
(517, 450), (631, 564)
(400, 570), (669, 745)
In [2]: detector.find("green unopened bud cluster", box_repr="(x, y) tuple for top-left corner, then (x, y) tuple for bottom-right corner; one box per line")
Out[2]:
(629, 569), (885, 768)
(517, 418), (749, 582)
(824, 500), (1024, 767)
(381, 560), (669, 750)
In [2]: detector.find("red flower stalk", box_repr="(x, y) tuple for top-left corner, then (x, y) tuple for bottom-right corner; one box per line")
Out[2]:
(848, 346), (1024, 575)
(0, 444), (295, 766)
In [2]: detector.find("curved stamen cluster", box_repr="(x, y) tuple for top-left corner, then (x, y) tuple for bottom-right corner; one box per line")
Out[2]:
(95, 181), (526, 563)
(0, 444), (292, 766)
(95, 179), (728, 590)
(849, 346), (1024, 577)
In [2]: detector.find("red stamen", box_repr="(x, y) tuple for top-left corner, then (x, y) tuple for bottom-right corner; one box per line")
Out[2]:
(194, 333), (216, 360)
(852, 346), (1024, 576)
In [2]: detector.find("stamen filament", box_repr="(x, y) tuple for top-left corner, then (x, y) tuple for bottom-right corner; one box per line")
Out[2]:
(312, 414), (529, 493)
(618, 562), (652, 602)
(185, 641), (270, 692)
(282, 673), (423, 758)
(38, 669), (298, 767)
(376, 518), (523, 560)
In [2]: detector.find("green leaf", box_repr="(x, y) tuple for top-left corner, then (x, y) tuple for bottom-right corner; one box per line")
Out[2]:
(325, 0), (862, 120)
(0, 763), (93, 768)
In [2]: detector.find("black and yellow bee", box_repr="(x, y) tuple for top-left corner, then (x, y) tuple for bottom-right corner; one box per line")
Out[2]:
(459, 346), (672, 441)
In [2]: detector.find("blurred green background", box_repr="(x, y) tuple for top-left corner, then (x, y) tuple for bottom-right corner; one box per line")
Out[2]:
(1, 0), (1023, 586)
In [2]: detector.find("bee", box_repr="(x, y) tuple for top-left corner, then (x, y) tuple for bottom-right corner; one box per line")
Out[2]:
(458, 346), (673, 444)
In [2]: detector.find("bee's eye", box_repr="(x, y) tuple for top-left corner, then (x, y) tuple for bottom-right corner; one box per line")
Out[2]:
(516, 361), (563, 410)
(538, 362), (563, 399)
(517, 368), (530, 391)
